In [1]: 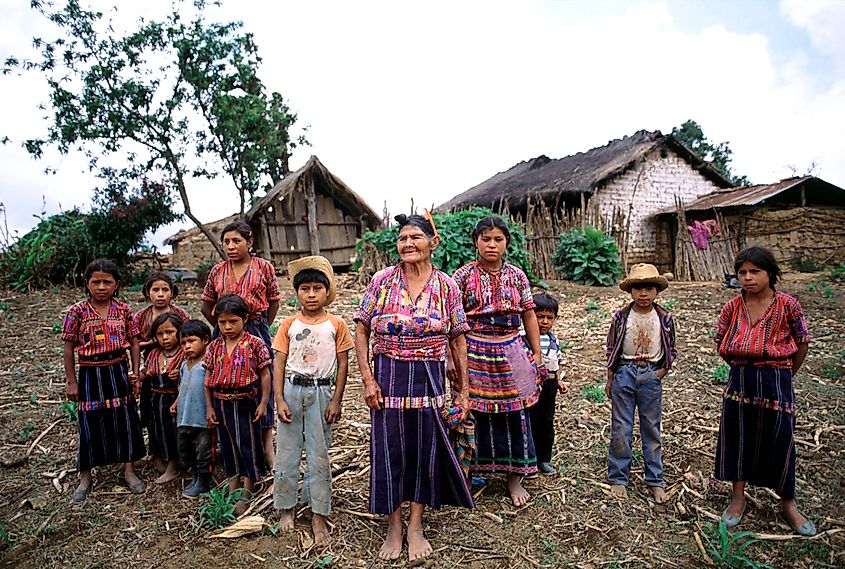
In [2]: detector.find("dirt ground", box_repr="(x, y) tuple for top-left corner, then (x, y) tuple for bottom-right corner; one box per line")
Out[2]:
(0, 272), (843, 568)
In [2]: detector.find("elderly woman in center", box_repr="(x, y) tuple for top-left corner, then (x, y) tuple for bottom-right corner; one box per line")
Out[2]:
(354, 213), (475, 564)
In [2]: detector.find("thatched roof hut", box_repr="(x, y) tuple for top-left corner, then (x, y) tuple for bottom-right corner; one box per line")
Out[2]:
(245, 155), (382, 271)
(164, 156), (382, 272)
(437, 130), (733, 213)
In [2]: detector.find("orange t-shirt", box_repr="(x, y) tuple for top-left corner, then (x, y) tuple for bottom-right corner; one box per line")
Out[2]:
(272, 312), (353, 379)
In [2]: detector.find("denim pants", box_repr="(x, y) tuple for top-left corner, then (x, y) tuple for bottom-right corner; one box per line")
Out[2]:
(607, 362), (664, 487)
(273, 380), (333, 515)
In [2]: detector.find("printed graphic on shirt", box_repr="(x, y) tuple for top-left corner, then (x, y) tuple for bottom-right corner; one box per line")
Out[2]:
(622, 309), (663, 362)
(273, 313), (353, 379)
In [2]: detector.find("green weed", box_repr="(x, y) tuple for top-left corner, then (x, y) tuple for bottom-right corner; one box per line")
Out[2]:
(0, 520), (10, 549)
(269, 322), (279, 337)
(18, 420), (35, 440)
(59, 401), (79, 422)
(661, 299), (679, 312)
(198, 487), (244, 529)
(823, 286), (834, 299)
(711, 363), (730, 384)
(586, 316), (601, 329)
(0, 302), (7, 312)
(829, 263), (845, 282)
(704, 521), (773, 568)
(581, 383), (606, 403)
(819, 364), (843, 379)
(586, 299), (599, 312)
(285, 296), (299, 307)
(314, 555), (335, 569)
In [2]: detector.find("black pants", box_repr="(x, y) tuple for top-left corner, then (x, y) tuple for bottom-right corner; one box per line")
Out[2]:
(529, 376), (558, 463)
(177, 426), (213, 474)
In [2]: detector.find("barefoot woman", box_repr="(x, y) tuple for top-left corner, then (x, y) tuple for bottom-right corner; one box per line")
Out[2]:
(452, 216), (543, 506)
(354, 213), (475, 563)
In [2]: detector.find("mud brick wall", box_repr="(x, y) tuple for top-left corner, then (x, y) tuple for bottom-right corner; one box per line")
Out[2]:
(726, 207), (845, 266)
(590, 148), (723, 272)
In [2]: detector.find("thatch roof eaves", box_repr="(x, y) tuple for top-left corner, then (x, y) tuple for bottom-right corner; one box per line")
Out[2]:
(163, 213), (240, 246)
(435, 130), (735, 212)
(245, 155), (382, 230)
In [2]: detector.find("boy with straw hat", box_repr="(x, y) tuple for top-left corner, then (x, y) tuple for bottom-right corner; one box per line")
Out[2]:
(605, 263), (677, 503)
(271, 255), (354, 544)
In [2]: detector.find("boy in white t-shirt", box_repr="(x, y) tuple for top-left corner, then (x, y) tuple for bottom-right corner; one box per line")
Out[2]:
(605, 264), (677, 504)
(272, 256), (354, 545)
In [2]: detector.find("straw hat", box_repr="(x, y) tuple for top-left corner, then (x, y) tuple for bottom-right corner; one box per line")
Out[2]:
(287, 255), (336, 305)
(619, 263), (669, 292)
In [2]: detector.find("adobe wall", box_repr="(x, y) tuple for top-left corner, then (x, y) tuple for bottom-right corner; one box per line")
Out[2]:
(590, 148), (724, 273)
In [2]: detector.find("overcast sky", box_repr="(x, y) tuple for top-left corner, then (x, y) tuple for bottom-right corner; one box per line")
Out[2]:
(1, 0), (843, 251)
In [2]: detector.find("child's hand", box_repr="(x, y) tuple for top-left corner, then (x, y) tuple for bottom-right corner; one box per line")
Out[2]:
(206, 409), (219, 427)
(446, 360), (459, 390)
(604, 377), (613, 400)
(532, 352), (543, 369)
(167, 368), (179, 380)
(557, 378), (570, 394)
(66, 382), (78, 402)
(456, 390), (470, 422)
(325, 400), (342, 424)
(276, 399), (292, 424)
(169, 402), (177, 416)
(253, 402), (267, 423)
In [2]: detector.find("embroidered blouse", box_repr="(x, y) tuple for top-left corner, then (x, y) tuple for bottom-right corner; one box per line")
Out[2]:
(144, 347), (185, 389)
(203, 333), (272, 389)
(354, 264), (470, 361)
(452, 262), (535, 332)
(201, 256), (281, 319)
(132, 304), (191, 342)
(61, 298), (139, 357)
(716, 291), (810, 368)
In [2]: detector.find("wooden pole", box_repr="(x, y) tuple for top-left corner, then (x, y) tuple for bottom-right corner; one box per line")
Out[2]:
(305, 175), (321, 255)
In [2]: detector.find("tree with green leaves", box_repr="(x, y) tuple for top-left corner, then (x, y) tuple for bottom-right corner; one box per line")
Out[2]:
(671, 120), (749, 186)
(4, 0), (306, 258)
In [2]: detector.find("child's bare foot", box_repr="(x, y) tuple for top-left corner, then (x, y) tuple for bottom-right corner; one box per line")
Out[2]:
(312, 514), (330, 545)
(610, 484), (627, 498)
(151, 456), (166, 474)
(155, 461), (179, 484)
(649, 486), (668, 504)
(407, 526), (432, 564)
(378, 517), (403, 560)
(234, 498), (250, 517)
(507, 475), (531, 507)
(279, 509), (295, 532)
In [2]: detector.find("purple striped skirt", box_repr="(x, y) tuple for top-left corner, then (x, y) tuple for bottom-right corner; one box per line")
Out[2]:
(77, 353), (146, 470)
(369, 355), (475, 515)
(213, 384), (266, 482)
(715, 365), (796, 499)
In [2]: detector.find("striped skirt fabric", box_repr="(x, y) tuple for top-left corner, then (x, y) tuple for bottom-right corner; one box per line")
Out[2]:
(466, 332), (540, 413)
(77, 356), (146, 470)
(715, 365), (797, 499)
(369, 355), (475, 515)
(148, 374), (179, 462)
(472, 409), (538, 476)
(213, 385), (266, 482)
(214, 318), (276, 430)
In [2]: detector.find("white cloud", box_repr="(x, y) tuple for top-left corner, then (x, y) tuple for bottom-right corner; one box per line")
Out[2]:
(1, 0), (843, 253)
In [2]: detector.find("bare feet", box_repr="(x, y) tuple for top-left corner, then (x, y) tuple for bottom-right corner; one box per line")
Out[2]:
(407, 526), (432, 564)
(378, 513), (403, 560)
(649, 486), (668, 504)
(234, 498), (250, 517)
(312, 513), (330, 545)
(279, 509), (295, 532)
(610, 484), (627, 499)
(155, 461), (179, 484)
(507, 475), (531, 507)
(151, 456), (167, 474)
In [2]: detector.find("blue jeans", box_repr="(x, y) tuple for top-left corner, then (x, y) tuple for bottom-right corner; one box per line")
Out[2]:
(607, 362), (664, 487)
(273, 380), (333, 515)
